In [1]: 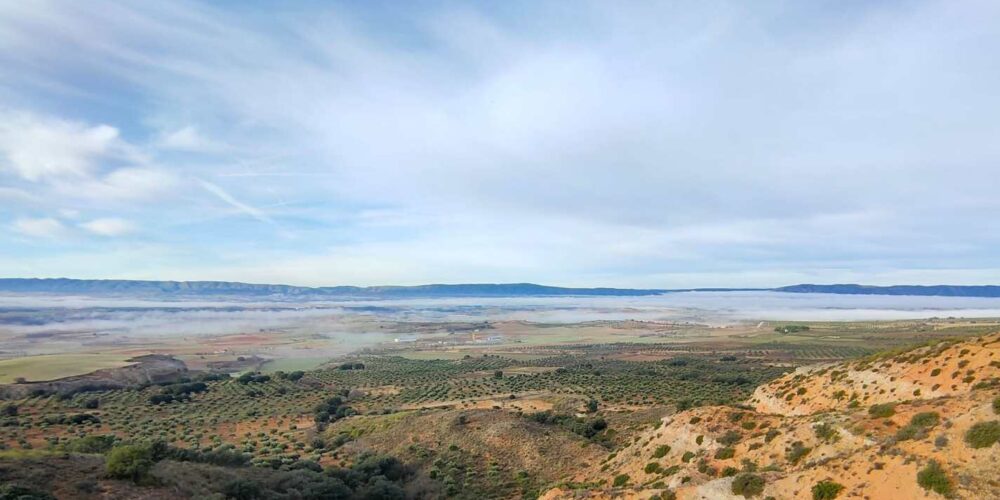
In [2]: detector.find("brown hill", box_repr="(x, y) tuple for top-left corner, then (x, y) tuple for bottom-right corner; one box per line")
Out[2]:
(541, 333), (1000, 499)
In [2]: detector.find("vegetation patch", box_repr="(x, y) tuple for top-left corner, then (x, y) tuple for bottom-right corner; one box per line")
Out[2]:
(868, 403), (896, 418)
(811, 480), (844, 500)
(916, 460), (953, 496)
(964, 421), (1000, 449)
(731, 473), (765, 498)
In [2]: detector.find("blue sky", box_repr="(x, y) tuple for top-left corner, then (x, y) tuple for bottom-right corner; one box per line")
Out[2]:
(1, 0), (999, 288)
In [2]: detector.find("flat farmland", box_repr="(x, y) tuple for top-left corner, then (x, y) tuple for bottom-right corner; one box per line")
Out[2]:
(0, 354), (136, 383)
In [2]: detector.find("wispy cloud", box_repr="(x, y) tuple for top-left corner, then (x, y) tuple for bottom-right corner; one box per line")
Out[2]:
(80, 217), (134, 236)
(197, 179), (274, 225)
(11, 217), (68, 239)
(0, 1), (999, 286)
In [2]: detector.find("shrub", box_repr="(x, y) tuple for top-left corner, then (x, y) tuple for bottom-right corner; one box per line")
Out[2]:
(964, 421), (1000, 449)
(65, 435), (116, 454)
(934, 435), (949, 448)
(868, 403), (896, 418)
(811, 480), (844, 499)
(681, 451), (696, 463)
(896, 411), (941, 441)
(106, 444), (155, 483)
(993, 397), (1000, 415)
(786, 441), (811, 464)
(612, 474), (629, 487)
(731, 473), (765, 498)
(813, 422), (837, 442)
(222, 479), (264, 500)
(721, 466), (738, 477)
(916, 460), (952, 496)
(895, 424), (924, 441)
(764, 429), (780, 443)
(714, 447), (735, 460)
(719, 430), (742, 446)
(0, 484), (55, 500)
(644, 462), (661, 474)
(909, 412), (940, 428)
(652, 445), (670, 458)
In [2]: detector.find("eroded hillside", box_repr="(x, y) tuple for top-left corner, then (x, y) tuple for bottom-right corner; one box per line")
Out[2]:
(542, 333), (1000, 499)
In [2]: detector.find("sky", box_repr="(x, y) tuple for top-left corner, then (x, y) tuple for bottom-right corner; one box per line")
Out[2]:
(1, 0), (999, 288)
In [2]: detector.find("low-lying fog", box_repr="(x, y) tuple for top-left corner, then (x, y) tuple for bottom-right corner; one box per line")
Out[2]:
(4, 291), (1000, 338)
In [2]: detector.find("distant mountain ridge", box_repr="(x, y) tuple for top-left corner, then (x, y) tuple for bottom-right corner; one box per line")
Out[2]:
(775, 283), (1000, 297)
(0, 278), (666, 297)
(2, 278), (1000, 298)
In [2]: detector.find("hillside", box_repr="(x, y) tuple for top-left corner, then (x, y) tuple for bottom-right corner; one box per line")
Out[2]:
(0, 278), (665, 297)
(542, 333), (1000, 499)
(776, 284), (1000, 297)
(7, 278), (1000, 298)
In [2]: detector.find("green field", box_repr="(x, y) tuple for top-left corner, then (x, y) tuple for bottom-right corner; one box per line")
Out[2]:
(258, 356), (333, 373)
(0, 354), (135, 383)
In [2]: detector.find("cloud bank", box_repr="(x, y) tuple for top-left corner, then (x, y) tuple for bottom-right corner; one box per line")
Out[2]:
(0, 0), (999, 287)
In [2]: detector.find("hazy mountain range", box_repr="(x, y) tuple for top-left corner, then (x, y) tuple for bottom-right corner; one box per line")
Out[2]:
(1, 278), (1000, 298)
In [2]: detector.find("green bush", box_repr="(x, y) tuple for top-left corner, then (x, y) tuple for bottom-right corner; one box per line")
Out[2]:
(909, 412), (940, 428)
(652, 445), (670, 458)
(786, 441), (811, 465)
(731, 473), (765, 497)
(0, 484), (56, 500)
(964, 421), (1000, 449)
(106, 444), (155, 483)
(916, 460), (952, 496)
(719, 430), (742, 446)
(612, 474), (629, 487)
(222, 479), (263, 500)
(644, 462), (661, 474)
(65, 434), (116, 454)
(764, 429), (780, 443)
(714, 447), (735, 460)
(993, 397), (1000, 415)
(811, 480), (844, 499)
(813, 422), (837, 442)
(868, 403), (896, 418)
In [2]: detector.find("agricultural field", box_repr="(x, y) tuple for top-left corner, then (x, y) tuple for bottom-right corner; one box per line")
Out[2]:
(0, 311), (997, 498)
(0, 354), (135, 384)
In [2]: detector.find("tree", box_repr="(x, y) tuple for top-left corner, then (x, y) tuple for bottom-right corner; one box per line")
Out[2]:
(106, 444), (154, 483)
(222, 479), (263, 500)
(586, 399), (599, 413)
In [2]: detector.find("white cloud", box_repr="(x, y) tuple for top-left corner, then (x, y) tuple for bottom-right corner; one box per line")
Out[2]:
(86, 167), (177, 200)
(0, 2), (999, 285)
(11, 217), (68, 239)
(0, 112), (120, 181)
(157, 126), (222, 152)
(80, 217), (134, 236)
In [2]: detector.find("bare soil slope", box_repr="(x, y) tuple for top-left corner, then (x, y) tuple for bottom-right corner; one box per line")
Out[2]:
(542, 333), (1000, 499)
